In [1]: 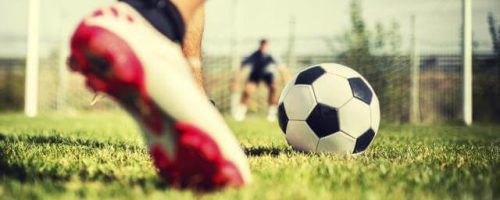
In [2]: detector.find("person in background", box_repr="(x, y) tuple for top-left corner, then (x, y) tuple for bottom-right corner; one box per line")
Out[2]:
(231, 39), (290, 122)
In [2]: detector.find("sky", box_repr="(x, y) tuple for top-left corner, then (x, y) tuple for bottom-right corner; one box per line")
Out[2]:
(0, 0), (499, 57)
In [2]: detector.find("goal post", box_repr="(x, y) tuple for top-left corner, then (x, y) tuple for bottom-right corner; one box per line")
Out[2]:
(25, 0), (40, 117)
(462, 0), (473, 126)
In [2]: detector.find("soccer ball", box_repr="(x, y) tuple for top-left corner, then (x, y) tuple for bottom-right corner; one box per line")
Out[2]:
(277, 63), (380, 154)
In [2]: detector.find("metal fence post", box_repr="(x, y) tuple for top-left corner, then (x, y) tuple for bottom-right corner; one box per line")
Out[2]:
(410, 15), (421, 123)
(463, 0), (473, 126)
(25, 0), (40, 117)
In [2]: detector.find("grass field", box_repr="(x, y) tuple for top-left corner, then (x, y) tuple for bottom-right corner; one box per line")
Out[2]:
(0, 112), (498, 199)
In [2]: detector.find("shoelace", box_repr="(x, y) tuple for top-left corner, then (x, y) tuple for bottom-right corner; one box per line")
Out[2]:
(90, 93), (106, 106)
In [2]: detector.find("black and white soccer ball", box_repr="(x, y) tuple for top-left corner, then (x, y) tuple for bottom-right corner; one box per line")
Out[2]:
(277, 63), (380, 154)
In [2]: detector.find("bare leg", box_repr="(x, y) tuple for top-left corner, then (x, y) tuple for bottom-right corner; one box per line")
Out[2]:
(182, 5), (206, 92)
(266, 83), (278, 121)
(234, 82), (256, 121)
(267, 83), (278, 106)
(170, 0), (205, 23)
(242, 82), (257, 105)
(81, 0), (207, 105)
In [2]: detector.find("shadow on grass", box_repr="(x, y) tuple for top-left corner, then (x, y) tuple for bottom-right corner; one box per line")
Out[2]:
(0, 132), (144, 152)
(244, 146), (296, 157)
(0, 132), (161, 189)
(0, 132), (292, 191)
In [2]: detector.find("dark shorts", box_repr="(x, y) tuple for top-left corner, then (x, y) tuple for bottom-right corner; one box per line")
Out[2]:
(120, 0), (185, 43)
(248, 73), (274, 85)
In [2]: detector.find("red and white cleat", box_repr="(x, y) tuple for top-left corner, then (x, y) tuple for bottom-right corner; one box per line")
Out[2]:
(68, 2), (251, 191)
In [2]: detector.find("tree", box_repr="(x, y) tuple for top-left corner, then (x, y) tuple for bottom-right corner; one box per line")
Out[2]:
(336, 0), (408, 122)
(488, 13), (500, 56)
(486, 13), (500, 120)
(474, 13), (500, 122)
(337, 0), (372, 74)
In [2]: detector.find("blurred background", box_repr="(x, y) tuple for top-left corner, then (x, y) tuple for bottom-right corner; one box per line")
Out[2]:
(0, 0), (499, 124)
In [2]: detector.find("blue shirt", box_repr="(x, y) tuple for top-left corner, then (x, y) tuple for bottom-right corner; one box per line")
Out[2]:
(242, 51), (276, 76)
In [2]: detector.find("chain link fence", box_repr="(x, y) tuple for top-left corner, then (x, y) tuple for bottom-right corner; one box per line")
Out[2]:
(0, 44), (499, 123)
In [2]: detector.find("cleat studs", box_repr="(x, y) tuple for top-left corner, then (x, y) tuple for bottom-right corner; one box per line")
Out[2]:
(85, 52), (112, 78)
(67, 55), (80, 72)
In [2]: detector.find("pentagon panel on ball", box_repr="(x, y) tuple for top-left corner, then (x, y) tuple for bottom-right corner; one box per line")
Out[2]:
(353, 129), (376, 153)
(277, 63), (380, 154)
(277, 103), (288, 133)
(348, 78), (373, 104)
(306, 104), (340, 138)
(294, 66), (326, 85)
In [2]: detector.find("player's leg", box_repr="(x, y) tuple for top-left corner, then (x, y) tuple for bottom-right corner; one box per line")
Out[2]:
(265, 74), (278, 121)
(235, 81), (257, 121)
(68, 0), (251, 190)
(170, 0), (204, 23)
(242, 82), (257, 105)
(182, 5), (205, 92)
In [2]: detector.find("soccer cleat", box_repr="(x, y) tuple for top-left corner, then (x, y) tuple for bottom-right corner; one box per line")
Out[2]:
(89, 93), (105, 106)
(68, 2), (251, 190)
